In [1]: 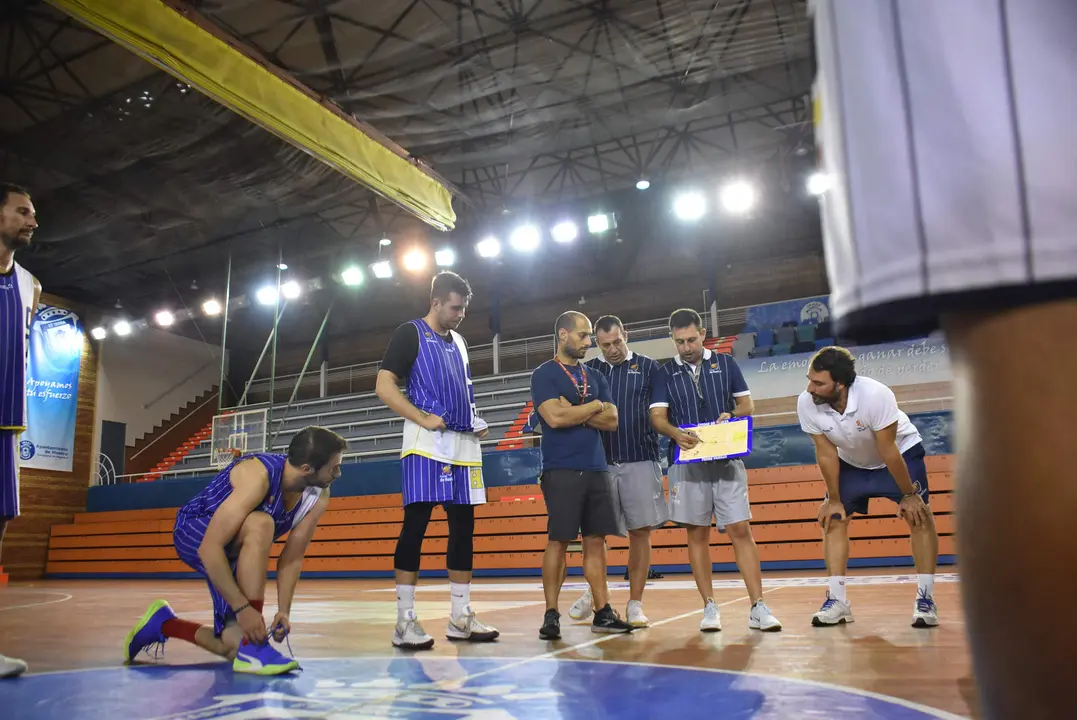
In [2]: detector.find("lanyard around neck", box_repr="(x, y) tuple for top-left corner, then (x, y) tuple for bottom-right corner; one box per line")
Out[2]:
(555, 358), (588, 400)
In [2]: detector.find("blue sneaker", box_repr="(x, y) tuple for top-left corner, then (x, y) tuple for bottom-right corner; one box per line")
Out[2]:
(233, 640), (299, 675)
(124, 599), (176, 664)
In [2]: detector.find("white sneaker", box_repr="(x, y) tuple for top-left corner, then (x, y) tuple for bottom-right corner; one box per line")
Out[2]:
(748, 600), (783, 632)
(700, 598), (722, 632)
(568, 588), (594, 620)
(811, 592), (854, 627)
(626, 600), (649, 628)
(446, 605), (501, 642)
(912, 589), (939, 628)
(392, 610), (435, 650)
(0, 654), (28, 678)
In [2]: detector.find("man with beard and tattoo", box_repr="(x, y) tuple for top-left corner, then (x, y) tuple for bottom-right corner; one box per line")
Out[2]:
(0, 183), (40, 679)
(796, 346), (937, 628)
(375, 271), (499, 650)
(530, 311), (633, 639)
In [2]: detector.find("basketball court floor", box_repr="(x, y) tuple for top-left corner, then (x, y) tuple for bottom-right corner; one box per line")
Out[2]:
(0, 569), (976, 719)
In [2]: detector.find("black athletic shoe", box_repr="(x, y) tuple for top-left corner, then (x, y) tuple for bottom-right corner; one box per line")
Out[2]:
(539, 608), (561, 640)
(591, 604), (634, 634)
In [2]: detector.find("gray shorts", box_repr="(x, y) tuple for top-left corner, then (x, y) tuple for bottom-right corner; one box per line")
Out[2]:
(667, 459), (751, 528)
(607, 461), (670, 536)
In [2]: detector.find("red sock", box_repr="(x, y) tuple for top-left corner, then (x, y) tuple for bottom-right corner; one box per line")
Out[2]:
(161, 618), (201, 644)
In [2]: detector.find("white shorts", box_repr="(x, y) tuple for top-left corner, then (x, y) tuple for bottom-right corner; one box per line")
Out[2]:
(667, 459), (751, 529)
(607, 461), (670, 536)
(812, 0), (1077, 343)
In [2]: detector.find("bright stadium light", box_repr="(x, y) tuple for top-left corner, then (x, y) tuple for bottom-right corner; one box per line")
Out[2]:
(720, 180), (757, 214)
(510, 225), (541, 252)
(341, 266), (364, 286)
(276, 263), (288, 270)
(371, 260), (393, 278)
(90, 327), (107, 340)
(281, 280), (301, 299)
(587, 213), (611, 234)
(154, 310), (174, 327)
(256, 286), (277, 305)
(403, 249), (429, 273)
(435, 248), (456, 267)
(379, 237), (392, 247)
(202, 298), (222, 316)
(673, 192), (706, 221)
(807, 171), (832, 195)
(113, 320), (132, 336)
(551, 221), (578, 244)
(636, 179), (651, 191)
(476, 236), (500, 258)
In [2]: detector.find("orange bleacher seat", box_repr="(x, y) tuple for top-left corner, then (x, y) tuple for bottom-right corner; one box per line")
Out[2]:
(46, 457), (957, 576)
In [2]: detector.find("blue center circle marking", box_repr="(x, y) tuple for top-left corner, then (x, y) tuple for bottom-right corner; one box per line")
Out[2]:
(0, 656), (964, 719)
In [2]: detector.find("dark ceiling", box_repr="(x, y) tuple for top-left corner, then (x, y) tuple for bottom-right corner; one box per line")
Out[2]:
(1, 0), (820, 368)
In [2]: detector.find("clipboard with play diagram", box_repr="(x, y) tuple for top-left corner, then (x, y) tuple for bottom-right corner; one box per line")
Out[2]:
(672, 416), (753, 464)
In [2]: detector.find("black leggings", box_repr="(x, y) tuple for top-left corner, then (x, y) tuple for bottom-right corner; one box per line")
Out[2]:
(393, 502), (475, 572)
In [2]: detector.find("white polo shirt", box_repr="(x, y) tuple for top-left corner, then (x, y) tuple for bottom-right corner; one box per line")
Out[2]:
(797, 375), (922, 470)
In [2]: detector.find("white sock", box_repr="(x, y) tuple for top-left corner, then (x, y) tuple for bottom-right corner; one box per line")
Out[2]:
(828, 576), (847, 603)
(450, 582), (470, 617)
(918, 574), (935, 598)
(396, 584), (416, 622)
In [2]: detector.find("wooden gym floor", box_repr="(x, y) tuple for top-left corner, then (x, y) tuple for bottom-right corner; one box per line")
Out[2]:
(0, 569), (977, 719)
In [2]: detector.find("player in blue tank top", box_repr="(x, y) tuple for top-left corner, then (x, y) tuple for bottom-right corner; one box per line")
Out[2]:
(0, 182), (40, 680)
(376, 271), (499, 650)
(123, 426), (347, 676)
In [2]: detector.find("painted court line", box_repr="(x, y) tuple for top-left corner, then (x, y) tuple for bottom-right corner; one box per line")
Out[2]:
(0, 590), (74, 612)
(437, 585), (786, 688)
(367, 572), (961, 594)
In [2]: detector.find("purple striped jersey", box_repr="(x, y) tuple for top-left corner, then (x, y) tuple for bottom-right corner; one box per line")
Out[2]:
(405, 319), (476, 433)
(585, 352), (661, 464)
(0, 268), (28, 429)
(174, 454), (317, 541)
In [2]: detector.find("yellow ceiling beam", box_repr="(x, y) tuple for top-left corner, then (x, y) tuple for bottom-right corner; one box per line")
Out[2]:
(48, 0), (457, 230)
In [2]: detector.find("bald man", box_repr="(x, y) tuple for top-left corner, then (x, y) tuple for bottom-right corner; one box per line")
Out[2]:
(530, 311), (633, 640)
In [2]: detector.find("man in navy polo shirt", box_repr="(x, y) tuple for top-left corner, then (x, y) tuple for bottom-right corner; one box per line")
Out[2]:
(650, 308), (782, 633)
(530, 311), (634, 640)
(565, 315), (668, 628)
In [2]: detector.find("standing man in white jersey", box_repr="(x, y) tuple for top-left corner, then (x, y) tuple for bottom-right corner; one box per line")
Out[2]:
(650, 309), (781, 633)
(812, 2), (1076, 716)
(567, 315), (669, 627)
(797, 347), (937, 628)
(0, 183), (40, 679)
(375, 271), (499, 650)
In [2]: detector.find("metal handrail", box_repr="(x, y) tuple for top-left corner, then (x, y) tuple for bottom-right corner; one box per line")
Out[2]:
(117, 394), (954, 482)
(129, 392), (219, 461)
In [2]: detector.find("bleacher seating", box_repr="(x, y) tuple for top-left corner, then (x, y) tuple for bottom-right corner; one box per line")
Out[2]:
(162, 371), (535, 478)
(47, 456), (956, 578)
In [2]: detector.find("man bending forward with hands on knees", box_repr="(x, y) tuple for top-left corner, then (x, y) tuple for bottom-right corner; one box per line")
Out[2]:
(798, 347), (938, 628)
(123, 426), (347, 675)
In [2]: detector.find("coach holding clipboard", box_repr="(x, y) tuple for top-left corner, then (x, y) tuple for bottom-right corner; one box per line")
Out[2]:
(649, 308), (782, 633)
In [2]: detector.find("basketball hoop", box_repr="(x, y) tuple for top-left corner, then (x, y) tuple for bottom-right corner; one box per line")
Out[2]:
(213, 447), (241, 468)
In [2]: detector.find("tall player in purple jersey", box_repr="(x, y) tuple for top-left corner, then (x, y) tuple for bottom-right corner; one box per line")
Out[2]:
(376, 271), (499, 650)
(123, 426), (347, 675)
(0, 183), (40, 679)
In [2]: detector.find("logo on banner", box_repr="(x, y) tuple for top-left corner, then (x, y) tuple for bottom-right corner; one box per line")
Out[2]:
(800, 300), (829, 324)
(19, 440), (34, 461)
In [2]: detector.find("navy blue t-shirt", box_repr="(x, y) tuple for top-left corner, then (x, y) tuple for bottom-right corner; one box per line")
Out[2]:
(530, 359), (612, 472)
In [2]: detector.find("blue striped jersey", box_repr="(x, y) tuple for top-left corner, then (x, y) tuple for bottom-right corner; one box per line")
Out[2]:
(175, 453), (311, 541)
(651, 348), (751, 429)
(0, 268), (27, 429)
(405, 319), (476, 433)
(585, 351), (661, 464)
